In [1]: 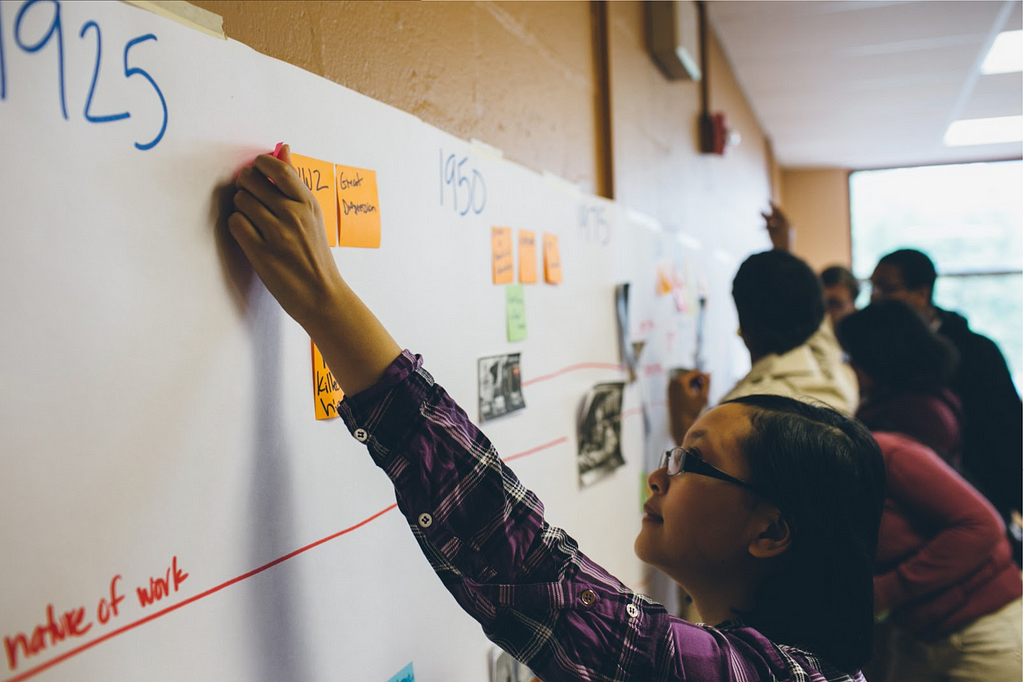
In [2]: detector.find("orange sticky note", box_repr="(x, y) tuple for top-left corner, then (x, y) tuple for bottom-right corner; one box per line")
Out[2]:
(543, 233), (562, 284)
(291, 153), (338, 247)
(335, 165), (382, 248)
(492, 227), (514, 284)
(656, 263), (673, 296)
(518, 230), (537, 284)
(312, 341), (344, 420)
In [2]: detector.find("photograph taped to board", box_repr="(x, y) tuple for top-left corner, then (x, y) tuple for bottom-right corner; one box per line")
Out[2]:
(577, 382), (626, 487)
(616, 282), (638, 383)
(490, 647), (539, 682)
(478, 353), (526, 421)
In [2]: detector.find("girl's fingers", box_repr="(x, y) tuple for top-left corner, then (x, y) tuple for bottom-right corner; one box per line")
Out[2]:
(277, 143), (294, 166)
(237, 166), (292, 218)
(233, 189), (278, 236)
(227, 211), (264, 247)
(253, 152), (308, 202)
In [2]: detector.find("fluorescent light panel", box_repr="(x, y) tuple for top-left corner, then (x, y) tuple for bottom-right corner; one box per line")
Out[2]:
(944, 116), (1023, 146)
(981, 31), (1022, 74)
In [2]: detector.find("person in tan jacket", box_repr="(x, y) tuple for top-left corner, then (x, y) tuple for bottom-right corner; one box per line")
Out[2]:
(669, 248), (858, 445)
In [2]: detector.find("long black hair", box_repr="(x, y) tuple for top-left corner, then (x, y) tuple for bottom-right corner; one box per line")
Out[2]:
(725, 394), (886, 674)
(835, 299), (958, 395)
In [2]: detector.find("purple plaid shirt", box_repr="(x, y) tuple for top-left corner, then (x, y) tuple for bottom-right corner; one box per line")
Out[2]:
(339, 351), (865, 682)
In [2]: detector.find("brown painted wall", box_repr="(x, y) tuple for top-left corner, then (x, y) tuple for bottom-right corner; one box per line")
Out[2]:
(608, 2), (772, 249)
(192, 1), (774, 239)
(779, 168), (853, 273)
(194, 1), (601, 192)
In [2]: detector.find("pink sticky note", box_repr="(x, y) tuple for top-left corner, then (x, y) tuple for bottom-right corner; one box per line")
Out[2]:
(244, 143), (286, 173)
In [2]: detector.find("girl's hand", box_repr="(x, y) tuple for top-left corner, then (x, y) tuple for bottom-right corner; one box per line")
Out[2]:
(228, 145), (343, 327)
(762, 203), (794, 253)
(226, 144), (401, 396)
(668, 370), (710, 445)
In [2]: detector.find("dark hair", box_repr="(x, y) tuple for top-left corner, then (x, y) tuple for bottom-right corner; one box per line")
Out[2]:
(820, 265), (860, 300)
(725, 394), (886, 674)
(732, 251), (825, 357)
(877, 249), (937, 300)
(835, 300), (958, 394)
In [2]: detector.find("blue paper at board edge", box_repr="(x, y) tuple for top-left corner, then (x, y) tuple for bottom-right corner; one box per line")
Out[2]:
(385, 662), (414, 682)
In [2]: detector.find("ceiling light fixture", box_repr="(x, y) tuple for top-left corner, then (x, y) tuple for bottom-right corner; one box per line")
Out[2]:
(981, 30), (1022, 74)
(944, 116), (1023, 146)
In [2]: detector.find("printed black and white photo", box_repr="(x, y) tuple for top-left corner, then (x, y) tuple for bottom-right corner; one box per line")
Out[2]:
(478, 353), (526, 421)
(577, 382), (626, 487)
(616, 282), (638, 383)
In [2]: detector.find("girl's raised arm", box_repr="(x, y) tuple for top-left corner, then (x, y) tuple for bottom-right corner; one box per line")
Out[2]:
(229, 145), (402, 396)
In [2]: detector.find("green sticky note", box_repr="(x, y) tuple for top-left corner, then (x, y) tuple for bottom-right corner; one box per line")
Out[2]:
(506, 284), (527, 342)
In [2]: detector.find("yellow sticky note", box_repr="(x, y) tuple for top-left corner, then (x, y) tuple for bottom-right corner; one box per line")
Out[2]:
(335, 165), (382, 248)
(312, 341), (344, 420)
(518, 230), (537, 284)
(543, 233), (562, 284)
(291, 153), (338, 247)
(492, 227), (514, 284)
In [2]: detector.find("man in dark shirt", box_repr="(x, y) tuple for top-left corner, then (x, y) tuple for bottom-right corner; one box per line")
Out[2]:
(870, 249), (1022, 546)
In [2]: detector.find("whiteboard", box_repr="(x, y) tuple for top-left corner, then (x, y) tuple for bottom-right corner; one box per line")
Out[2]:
(0, 2), (751, 680)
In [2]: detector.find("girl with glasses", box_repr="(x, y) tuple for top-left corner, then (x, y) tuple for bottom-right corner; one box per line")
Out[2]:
(229, 148), (887, 682)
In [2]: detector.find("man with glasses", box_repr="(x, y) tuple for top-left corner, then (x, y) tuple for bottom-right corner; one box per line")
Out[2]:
(871, 248), (1022, 564)
(821, 265), (860, 327)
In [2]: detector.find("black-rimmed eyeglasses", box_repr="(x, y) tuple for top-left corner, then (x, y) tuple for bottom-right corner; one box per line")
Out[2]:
(659, 447), (760, 493)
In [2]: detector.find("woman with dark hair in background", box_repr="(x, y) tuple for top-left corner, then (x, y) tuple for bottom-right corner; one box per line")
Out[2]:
(836, 299), (962, 466)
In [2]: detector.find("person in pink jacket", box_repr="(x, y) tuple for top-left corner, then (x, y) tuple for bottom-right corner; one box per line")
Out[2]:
(872, 431), (1022, 681)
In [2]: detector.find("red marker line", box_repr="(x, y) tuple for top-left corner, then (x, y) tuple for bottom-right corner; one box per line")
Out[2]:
(502, 436), (568, 463)
(3, 504), (398, 682)
(522, 362), (625, 387)
(4, 436), (573, 681)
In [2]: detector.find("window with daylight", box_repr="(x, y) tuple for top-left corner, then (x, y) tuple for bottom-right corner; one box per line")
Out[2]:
(849, 160), (1023, 389)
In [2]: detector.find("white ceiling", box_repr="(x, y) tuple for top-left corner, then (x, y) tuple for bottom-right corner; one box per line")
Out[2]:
(707, 0), (1023, 169)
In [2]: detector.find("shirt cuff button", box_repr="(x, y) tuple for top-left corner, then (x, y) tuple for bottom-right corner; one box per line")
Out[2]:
(354, 428), (368, 442)
(417, 513), (433, 528)
(626, 604), (640, 618)
(580, 589), (597, 607)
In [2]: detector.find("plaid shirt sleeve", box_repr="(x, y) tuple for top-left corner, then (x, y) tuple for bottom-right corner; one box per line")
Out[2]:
(338, 351), (864, 682)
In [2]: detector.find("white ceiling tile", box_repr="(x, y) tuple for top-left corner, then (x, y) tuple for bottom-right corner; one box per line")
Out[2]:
(960, 73), (1024, 118)
(704, 0), (1023, 168)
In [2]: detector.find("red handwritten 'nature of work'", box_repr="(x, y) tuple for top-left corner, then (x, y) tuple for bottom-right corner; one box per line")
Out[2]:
(335, 165), (381, 248)
(312, 341), (343, 420)
(518, 230), (537, 284)
(544, 233), (562, 284)
(492, 227), (514, 284)
(291, 153), (338, 247)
